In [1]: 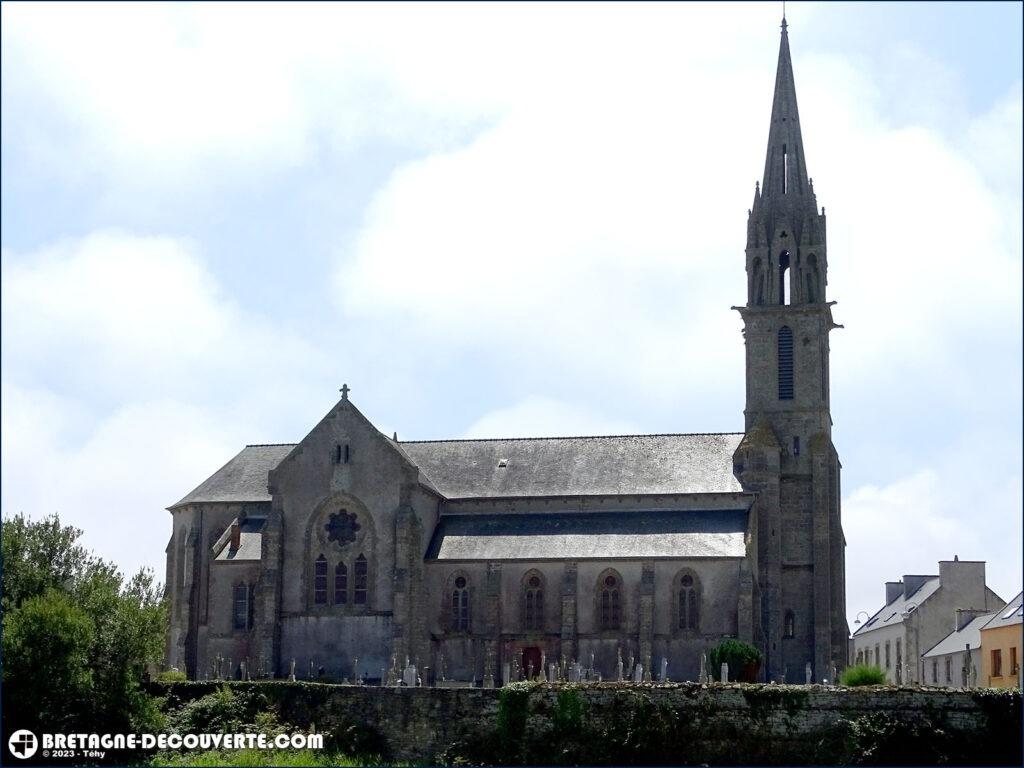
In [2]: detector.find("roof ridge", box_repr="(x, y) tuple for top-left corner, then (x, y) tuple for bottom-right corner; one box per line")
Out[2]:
(245, 443), (298, 448)
(401, 431), (745, 444)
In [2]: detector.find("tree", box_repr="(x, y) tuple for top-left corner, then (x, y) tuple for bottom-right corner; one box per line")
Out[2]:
(2, 589), (95, 731)
(1, 512), (168, 735)
(1, 513), (91, 611)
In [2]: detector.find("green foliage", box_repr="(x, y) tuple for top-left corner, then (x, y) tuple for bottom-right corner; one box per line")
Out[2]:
(1, 512), (92, 611)
(1, 589), (95, 730)
(708, 639), (763, 681)
(0, 512), (168, 739)
(157, 670), (189, 682)
(151, 748), (368, 766)
(840, 664), (887, 686)
(829, 712), (956, 765)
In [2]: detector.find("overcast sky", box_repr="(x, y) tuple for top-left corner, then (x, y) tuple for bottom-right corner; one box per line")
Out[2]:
(2, 2), (1021, 629)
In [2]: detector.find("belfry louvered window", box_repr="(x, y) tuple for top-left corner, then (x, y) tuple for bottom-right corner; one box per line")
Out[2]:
(778, 326), (794, 400)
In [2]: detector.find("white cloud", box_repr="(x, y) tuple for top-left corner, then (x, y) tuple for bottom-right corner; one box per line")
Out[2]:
(843, 431), (1023, 621)
(1, 4), (1020, 614)
(461, 396), (640, 439)
(1, 229), (337, 576)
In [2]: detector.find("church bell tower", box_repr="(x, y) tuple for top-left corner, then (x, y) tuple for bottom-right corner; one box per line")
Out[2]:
(733, 18), (847, 683)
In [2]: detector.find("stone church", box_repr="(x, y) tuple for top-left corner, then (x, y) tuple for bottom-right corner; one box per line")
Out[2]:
(165, 20), (847, 685)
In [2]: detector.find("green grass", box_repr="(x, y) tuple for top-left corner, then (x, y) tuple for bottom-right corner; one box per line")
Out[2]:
(151, 748), (392, 766)
(840, 664), (887, 686)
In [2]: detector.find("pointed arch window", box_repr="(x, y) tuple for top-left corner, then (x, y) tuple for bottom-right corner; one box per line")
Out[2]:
(313, 555), (328, 605)
(353, 554), (368, 604)
(778, 326), (794, 400)
(784, 610), (795, 638)
(451, 575), (470, 632)
(778, 250), (791, 304)
(598, 571), (622, 631)
(751, 257), (765, 306)
(233, 583), (249, 630)
(806, 254), (820, 303)
(522, 572), (545, 631)
(677, 572), (700, 631)
(334, 562), (348, 604)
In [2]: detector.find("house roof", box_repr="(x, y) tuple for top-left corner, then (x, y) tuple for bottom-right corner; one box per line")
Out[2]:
(170, 444), (292, 508)
(400, 433), (745, 499)
(170, 432), (747, 508)
(852, 577), (941, 636)
(981, 591), (1023, 631)
(425, 508), (749, 561)
(922, 613), (997, 658)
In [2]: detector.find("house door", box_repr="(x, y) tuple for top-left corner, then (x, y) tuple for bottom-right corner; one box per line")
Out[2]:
(522, 646), (542, 680)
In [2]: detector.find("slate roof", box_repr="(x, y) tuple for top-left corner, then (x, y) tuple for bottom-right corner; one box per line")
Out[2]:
(425, 509), (748, 561)
(853, 577), (941, 636)
(922, 613), (997, 658)
(213, 517), (266, 562)
(981, 591), (1023, 631)
(170, 433), (746, 508)
(401, 433), (745, 499)
(170, 445), (292, 508)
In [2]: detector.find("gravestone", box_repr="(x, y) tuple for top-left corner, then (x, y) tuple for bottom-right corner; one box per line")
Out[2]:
(633, 663), (643, 683)
(403, 663), (418, 688)
(502, 662), (511, 686)
(699, 653), (707, 683)
(721, 662), (728, 683)
(660, 657), (669, 683)
(289, 658), (296, 682)
(805, 662), (813, 684)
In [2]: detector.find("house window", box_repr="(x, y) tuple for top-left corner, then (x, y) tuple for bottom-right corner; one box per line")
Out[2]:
(875, 643), (880, 669)
(778, 326), (794, 399)
(233, 583), (249, 630)
(334, 562), (348, 604)
(885, 641), (891, 669)
(353, 554), (368, 605)
(945, 657), (951, 683)
(599, 571), (622, 631)
(856, 650), (863, 665)
(783, 610), (795, 638)
(522, 572), (544, 631)
(1011, 646), (1019, 675)
(451, 575), (470, 632)
(896, 639), (902, 666)
(992, 649), (1003, 677)
(313, 555), (327, 605)
(678, 573), (700, 631)
(931, 659), (937, 684)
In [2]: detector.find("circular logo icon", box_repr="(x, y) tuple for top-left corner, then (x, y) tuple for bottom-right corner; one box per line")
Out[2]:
(8, 730), (38, 760)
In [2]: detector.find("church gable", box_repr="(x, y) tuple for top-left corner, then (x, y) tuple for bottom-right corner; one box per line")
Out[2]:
(267, 394), (419, 509)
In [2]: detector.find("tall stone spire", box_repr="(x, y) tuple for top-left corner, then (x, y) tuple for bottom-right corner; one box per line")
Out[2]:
(734, 16), (845, 687)
(760, 17), (812, 203)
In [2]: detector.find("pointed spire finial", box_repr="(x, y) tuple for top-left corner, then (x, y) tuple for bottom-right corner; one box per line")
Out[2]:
(782, 0), (787, 29)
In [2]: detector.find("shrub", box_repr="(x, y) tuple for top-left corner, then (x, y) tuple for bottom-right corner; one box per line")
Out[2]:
(156, 670), (188, 682)
(709, 639), (763, 681)
(840, 664), (887, 686)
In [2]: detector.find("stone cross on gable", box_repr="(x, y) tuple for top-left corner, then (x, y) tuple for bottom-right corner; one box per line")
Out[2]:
(340, 383), (350, 400)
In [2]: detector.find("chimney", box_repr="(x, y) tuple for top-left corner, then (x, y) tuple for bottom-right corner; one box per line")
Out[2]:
(955, 607), (991, 632)
(939, 559), (986, 607)
(886, 581), (904, 605)
(903, 575), (931, 599)
(230, 521), (241, 551)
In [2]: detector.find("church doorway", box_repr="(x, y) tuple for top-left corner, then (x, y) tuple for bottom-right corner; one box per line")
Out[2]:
(522, 646), (542, 680)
